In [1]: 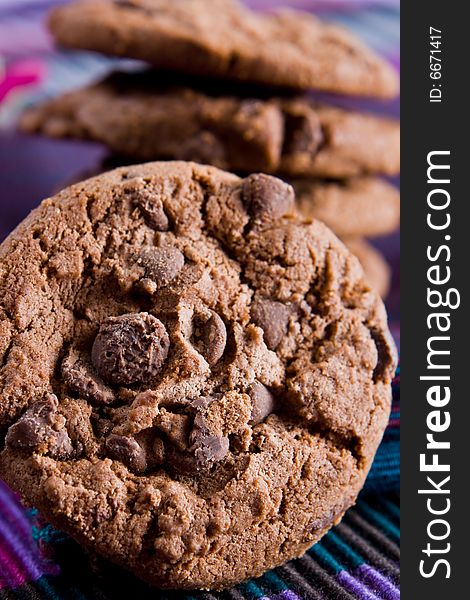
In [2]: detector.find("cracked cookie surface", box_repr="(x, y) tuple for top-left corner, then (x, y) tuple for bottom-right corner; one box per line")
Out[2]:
(48, 0), (398, 98)
(0, 161), (396, 590)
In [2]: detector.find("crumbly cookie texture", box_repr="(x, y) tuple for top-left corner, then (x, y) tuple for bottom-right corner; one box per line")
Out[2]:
(48, 0), (398, 98)
(21, 70), (400, 178)
(342, 238), (391, 299)
(0, 162), (396, 590)
(292, 177), (400, 238)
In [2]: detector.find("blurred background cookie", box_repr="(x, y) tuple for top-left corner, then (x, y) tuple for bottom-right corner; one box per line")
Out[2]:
(48, 0), (399, 97)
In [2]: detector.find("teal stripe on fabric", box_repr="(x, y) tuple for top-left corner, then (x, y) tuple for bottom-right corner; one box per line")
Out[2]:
(382, 499), (400, 522)
(309, 542), (343, 575)
(357, 501), (400, 544)
(261, 571), (289, 593)
(239, 580), (265, 599)
(323, 531), (364, 569)
(32, 576), (62, 600)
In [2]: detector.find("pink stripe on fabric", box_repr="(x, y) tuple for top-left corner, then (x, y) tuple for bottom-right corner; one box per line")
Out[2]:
(0, 59), (45, 103)
(0, 535), (29, 590)
(0, 504), (51, 587)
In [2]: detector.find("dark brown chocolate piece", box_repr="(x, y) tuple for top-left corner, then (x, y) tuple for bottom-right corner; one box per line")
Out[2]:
(282, 108), (323, 155)
(242, 174), (295, 222)
(137, 247), (185, 288)
(128, 186), (170, 231)
(105, 434), (147, 473)
(251, 299), (292, 351)
(91, 312), (170, 385)
(62, 348), (115, 405)
(6, 394), (73, 458)
(248, 381), (276, 425)
(192, 311), (227, 366)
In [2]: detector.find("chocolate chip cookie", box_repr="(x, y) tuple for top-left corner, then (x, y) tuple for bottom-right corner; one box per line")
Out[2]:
(48, 0), (398, 98)
(21, 70), (400, 178)
(292, 177), (400, 238)
(0, 162), (396, 590)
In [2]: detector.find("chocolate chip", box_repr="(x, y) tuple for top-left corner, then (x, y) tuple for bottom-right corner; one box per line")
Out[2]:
(242, 174), (295, 222)
(6, 394), (73, 458)
(248, 381), (276, 425)
(138, 247), (184, 288)
(128, 186), (169, 231)
(91, 313), (170, 386)
(106, 434), (147, 474)
(190, 406), (229, 466)
(282, 110), (323, 155)
(251, 299), (291, 350)
(166, 435), (229, 475)
(192, 311), (227, 366)
(62, 349), (115, 406)
(164, 397), (230, 474)
(192, 433), (230, 465)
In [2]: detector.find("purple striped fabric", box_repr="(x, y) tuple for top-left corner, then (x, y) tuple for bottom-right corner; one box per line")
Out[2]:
(0, 485), (58, 590)
(355, 565), (400, 600)
(337, 571), (381, 600)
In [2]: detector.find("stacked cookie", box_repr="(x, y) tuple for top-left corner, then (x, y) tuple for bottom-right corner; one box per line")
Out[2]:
(21, 0), (400, 296)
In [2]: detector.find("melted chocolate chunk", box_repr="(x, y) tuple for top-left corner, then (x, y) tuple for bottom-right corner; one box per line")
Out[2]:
(166, 435), (229, 475)
(251, 299), (292, 350)
(282, 109), (323, 156)
(138, 247), (185, 288)
(192, 311), (227, 366)
(128, 186), (169, 231)
(164, 397), (230, 474)
(248, 381), (276, 425)
(92, 312), (170, 385)
(6, 394), (73, 458)
(242, 173), (295, 222)
(106, 434), (147, 473)
(190, 403), (230, 466)
(62, 348), (115, 405)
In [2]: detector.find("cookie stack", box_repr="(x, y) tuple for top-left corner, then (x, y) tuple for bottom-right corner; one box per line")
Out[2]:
(21, 0), (400, 296)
